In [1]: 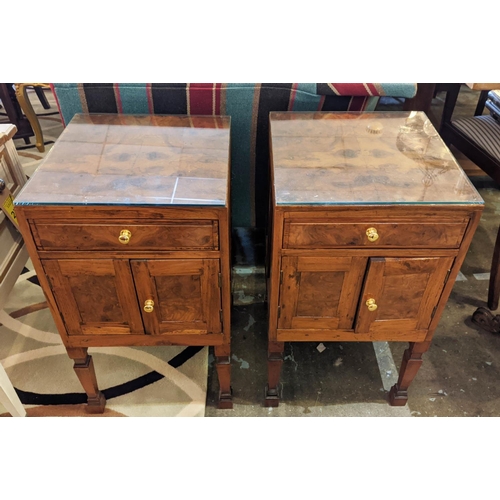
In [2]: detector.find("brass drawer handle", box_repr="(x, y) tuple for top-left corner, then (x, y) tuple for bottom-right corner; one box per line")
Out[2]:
(144, 300), (154, 313)
(119, 229), (132, 244)
(366, 298), (378, 312)
(366, 227), (379, 242)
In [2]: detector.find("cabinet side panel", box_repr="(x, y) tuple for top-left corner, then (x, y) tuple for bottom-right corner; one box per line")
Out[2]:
(425, 209), (484, 341)
(42, 260), (84, 335)
(202, 259), (222, 334)
(215, 208), (231, 350)
(14, 207), (71, 345)
(268, 208), (284, 342)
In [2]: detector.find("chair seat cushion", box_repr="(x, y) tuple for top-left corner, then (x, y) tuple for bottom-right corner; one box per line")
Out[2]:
(453, 115), (500, 162)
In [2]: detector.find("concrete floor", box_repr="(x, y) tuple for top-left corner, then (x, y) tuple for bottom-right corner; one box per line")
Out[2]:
(206, 87), (500, 417)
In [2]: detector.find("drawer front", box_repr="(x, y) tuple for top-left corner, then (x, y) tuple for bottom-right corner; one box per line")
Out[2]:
(283, 220), (468, 249)
(32, 220), (219, 251)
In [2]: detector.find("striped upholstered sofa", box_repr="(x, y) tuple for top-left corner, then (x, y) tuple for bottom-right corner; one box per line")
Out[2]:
(50, 83), (417, 228)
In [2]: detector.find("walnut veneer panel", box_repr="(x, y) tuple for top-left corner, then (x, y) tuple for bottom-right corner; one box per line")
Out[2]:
(32, 220), (218, 251)
(284, 220), (468, 249)
(43, 259), (145, 336)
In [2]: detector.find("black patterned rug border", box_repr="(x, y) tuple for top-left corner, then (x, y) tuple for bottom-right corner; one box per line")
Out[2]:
(14, 346), (204, 406)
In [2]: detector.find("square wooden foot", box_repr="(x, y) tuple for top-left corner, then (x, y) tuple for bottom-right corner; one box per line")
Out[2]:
(388, 385), (408, 407)
(85, 391), (106, 414)
(264, 385), (280, 407)
(218, 398), (233, 410)
(218, 388), (233, 409)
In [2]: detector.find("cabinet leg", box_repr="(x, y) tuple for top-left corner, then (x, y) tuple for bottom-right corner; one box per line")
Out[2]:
(214, 345), (233, 409)
(389, 342), (429, 406)
(67, 347), (106, 414)
(487, 224), (500, 311)
(265, 341), (284, 407)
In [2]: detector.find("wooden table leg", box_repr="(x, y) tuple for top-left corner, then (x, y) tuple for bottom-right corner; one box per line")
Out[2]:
(487, 225), (500, 311)
(264, 341), (284, 407)
(14, 83), (48, 153)
(67, 347), (106, 414)
(214, 344), (233, 409)
(389, 341), (430, 406)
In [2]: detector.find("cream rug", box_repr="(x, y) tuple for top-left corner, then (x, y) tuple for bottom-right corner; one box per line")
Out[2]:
(0, 88), (209, 417)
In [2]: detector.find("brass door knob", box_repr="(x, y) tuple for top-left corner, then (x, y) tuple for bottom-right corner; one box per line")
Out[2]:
(366, 227), (379, 242)
(119, 229), (132, 244)
(144, 300), (154, 313)
(366, 298), (378, 312)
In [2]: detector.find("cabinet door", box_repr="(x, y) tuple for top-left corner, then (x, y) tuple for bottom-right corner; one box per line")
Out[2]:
(354, 256), (454, 339)
(43, 259), (144, 335)
(278, 256), (367, 331)
(1, 128), (28, 303)
(131, 259), (222, 335)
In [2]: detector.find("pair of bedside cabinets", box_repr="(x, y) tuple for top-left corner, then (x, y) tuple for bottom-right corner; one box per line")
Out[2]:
(14, 112), (483, 413)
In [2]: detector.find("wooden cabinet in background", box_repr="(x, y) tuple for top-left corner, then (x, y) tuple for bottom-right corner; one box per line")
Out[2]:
(15, 114), (233, 412)
(266, 111), (484, 407)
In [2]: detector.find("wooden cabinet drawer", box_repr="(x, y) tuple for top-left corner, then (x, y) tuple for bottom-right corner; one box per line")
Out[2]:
(283, 220), (468, 249)
(32, 219), (219, 251)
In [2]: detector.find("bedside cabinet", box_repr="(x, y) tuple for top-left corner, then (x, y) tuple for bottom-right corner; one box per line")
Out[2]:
(15, 114), (233, 412)
(265, 111), (484, 407)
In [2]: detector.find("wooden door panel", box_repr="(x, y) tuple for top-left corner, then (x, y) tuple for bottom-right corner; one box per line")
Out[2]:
(279, 256), (367, 331)
(376, 273), (430, 320)
(132, 259), (221, 335)
(146, 259), (206, 275)
(155, 275), (203, 322)
(296, 256), (353, 272)
(355, 256), (454, 337)
(42, 259), (144, 335)
(295, 271), (344, 317)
